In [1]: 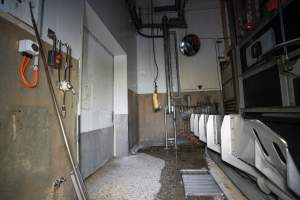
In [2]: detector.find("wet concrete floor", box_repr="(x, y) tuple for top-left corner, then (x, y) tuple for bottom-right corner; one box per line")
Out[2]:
(140, 144), (214, 200)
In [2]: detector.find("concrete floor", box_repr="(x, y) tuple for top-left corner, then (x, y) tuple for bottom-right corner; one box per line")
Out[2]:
(141, 145), (213, 200)
(85, 153), (164, 200)
(86, 143), (215, 200)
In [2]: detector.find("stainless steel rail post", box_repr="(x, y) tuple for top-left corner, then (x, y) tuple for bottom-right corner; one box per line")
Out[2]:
(172, 105), (178, 149)
(164, 106), (169, 149)
(162, 16), (172, 114)
(170, 31), (181, 97)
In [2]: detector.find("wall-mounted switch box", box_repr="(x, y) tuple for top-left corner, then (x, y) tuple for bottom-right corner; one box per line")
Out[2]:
(18, 40), (39, 56)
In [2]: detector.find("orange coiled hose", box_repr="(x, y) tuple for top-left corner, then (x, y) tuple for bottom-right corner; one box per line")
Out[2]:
(20, 56), (39, 88)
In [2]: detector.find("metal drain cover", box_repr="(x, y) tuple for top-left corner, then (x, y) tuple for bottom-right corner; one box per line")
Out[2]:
(182, 173), (224, 197)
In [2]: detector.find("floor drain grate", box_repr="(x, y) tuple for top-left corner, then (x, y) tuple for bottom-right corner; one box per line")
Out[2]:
(181, 169), (225, 198)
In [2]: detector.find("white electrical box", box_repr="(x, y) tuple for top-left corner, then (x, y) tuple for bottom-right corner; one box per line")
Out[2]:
(18, 40), (39, 56)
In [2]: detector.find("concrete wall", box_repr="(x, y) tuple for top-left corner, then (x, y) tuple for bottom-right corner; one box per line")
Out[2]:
(137, 91), (223, 146)
(79, 3), (132, 179)
(134, 0), (225, 144)
(136, 0), (224, 93)
(0, 15), (79, 200)
(80, 23), (115, 178)
(128, 90), (139, 148)
(87, 0), (137, 93)
(0, 0), (84, 59)
(0, 0), (40, 27)
(80, 127), (114, 178)
(42, 0), (84, 59)
(81, 28), (114, 132)
(86, 0), (139, 153)
(114, 55), (129, 156)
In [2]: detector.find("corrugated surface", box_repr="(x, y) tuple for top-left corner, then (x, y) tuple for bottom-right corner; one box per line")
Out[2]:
(182, 174), (224, 197)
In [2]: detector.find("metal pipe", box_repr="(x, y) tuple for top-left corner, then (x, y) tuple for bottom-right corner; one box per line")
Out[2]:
(168, 34), (173, 95)
(29, 3), (88, 200)
(162, 16), (172, 113)
(172, 106), (177, 149)
(164, 106), (169, 149)
(170, 31), (181, 96)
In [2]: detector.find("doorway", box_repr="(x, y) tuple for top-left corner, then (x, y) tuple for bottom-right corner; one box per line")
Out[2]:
(80, 27), (114, 178)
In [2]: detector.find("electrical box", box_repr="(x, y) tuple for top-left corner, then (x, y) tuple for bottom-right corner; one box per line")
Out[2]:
(0, 0), (40, 26)
(18, 40), (39, 56)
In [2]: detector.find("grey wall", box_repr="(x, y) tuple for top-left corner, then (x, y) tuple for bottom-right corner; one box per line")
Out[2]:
(133, 0), (225, 145)
(87, 0), (139, 153)
(87, 0), (137, 93)
(80, 24), (115, 178)
(0, 15), (79, 200)
(80, 127), (114, 178)
(0, 0), (84, 59)
(42, 0), (84, 59)
(136, 0), (224, 94)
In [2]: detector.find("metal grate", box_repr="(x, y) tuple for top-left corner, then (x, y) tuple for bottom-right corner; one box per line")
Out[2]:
(182, 173), (224, 197)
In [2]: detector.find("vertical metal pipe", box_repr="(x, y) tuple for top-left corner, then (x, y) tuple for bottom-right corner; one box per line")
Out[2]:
(170, 31), (181, 96)
(162, 16), (171, 113)
(172, 106), (177, 149)
(168, 35), (173, 95)
(164, 106), (169, 149)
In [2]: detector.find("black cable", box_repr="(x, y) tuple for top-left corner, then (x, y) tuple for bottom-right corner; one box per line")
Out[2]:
(150, 0), (159, 84)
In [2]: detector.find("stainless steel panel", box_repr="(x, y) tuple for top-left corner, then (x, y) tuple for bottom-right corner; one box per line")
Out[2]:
(182, 174), (224, 197)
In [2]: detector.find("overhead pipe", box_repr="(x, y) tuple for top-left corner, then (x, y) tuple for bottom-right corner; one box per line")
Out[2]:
(126, 0), (187, 38)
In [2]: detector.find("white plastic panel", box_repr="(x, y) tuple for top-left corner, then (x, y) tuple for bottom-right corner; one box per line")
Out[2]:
(207, 115), (223, 153)
(249, 120), (289, 193)
(193, 114), (200, 137)
(190, 114), (195, 133)
(231, 120), (256, 166)
(287, 151), (300, 197)
(220, 115), (266, 188)
(220, 115), (297, 200)
(199, 114), (208, 142)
